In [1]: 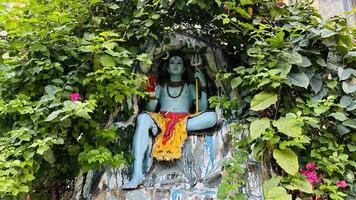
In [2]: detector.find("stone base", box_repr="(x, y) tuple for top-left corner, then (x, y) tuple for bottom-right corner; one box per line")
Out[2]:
(72, 121), (263, 200)
(95, 187), (217, 200)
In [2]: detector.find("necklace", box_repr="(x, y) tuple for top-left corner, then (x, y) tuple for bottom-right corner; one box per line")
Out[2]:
(168, 81), (184, 87)
(166, 83), (184, 98)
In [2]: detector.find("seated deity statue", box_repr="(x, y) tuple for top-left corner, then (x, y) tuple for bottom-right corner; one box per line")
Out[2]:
(122, 51), (217, 189)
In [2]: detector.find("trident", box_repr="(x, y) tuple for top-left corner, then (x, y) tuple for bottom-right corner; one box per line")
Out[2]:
(190, 53), (202, 113)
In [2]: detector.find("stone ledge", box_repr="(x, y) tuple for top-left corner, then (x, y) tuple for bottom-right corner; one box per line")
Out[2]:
(94, 187), (217, 200)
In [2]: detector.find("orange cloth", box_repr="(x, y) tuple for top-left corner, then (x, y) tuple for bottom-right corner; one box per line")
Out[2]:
(148, 112), (196, 161)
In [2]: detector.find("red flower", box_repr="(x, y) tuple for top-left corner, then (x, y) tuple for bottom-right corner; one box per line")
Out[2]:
(70, 93), (81, 102)
(146, 75), (157, 92)
(336, 180), (348, 188)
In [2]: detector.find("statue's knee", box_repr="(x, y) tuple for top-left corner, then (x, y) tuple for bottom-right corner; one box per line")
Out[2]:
(207, 112), (217, 126)
(136, 113), (151, 125)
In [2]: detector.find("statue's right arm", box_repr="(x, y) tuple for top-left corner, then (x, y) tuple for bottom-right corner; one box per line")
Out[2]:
(145, 84), (161, 112)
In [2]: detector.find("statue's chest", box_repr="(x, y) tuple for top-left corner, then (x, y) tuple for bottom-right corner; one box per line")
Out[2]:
(160, 84), (192, 109)
(165, 85), (184, 98)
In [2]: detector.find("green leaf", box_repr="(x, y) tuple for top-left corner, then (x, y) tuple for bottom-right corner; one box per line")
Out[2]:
(273, 148), (299, 175)
(342, 81), (356, 94)
(137, 53), (152, 65)
(31, 43), (47, 52)
(76, 110), (91, 119)
(100, 54), (115, 67)
(40, 94), (55, 102)
(329, 112), (348, 121)
(236, 7), (251, 18)
(45, 85), (61, 95)
(310, 74), (322, 94)
(42, 149), (55, 164)
(250, 118), (271, 141)
(286, 177), (313, 194)
(320, 29), (336, 38)
(23, 151), (35, 160)
(151, 14), (160, 19)
(265, 186), (292, 200)
(347, 100), (356, 111)
(263, 177), (292, 200)
(297, 56), (312, 67)
(108, 3), (120, 9)
(338, 68), (354, 81)
(78, 46), (94, 53)
(19, 133), (32, 141)
(19, 185), (29, 193)
(279, 61), (292, 77)
(339, 34), (353, 47)
(102, 42), (117, 50)
(53, 138), (64, 145)
(316, 56), (327, 67)
(45, 110), (63, 121)
(340, 96), (353, 107)
(337, 125), (350, 136)
(250, 92), (278, 111)
(37, 145), (50, 155)
(272, 117), (303, 137)
(240, 0), (253, 6)
(287, 71), (309, 88)
(247, 47), (261, 57)
(289, 51), (303, 64)
(343, 119), (356, 129)
(144, 19), (154, 27)
(214, 0), (221, 6)
(176, 0), (185, 10)
(231, 77), (242, 89)
(327, 80), (337, 88)
(263, 176), (282, 192)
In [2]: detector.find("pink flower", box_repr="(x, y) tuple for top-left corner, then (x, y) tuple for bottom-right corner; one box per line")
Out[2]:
(306, 163), (317, 171)
(300, 168), (308, 175)
(306, 171), (319, 184)
(70, 93), (81, 101)
(336, 180), (348, 188)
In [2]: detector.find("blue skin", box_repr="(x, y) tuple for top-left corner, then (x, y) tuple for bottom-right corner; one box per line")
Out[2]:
(122, 56), (217, 189)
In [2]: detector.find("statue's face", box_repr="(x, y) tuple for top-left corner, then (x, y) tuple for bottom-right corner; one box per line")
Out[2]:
(167, 56), (185, 76)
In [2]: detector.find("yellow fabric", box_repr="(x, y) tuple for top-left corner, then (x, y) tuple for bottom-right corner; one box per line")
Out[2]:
(148, 112), (196, 161)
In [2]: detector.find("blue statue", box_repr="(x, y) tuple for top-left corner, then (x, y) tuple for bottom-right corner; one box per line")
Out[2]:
(122, 51), (217, 189)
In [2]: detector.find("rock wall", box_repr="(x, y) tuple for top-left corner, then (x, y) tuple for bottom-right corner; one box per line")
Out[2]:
(72, 120), (263, 200)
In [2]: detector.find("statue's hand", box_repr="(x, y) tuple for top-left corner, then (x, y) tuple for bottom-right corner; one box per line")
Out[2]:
(194, 68), (206, 87)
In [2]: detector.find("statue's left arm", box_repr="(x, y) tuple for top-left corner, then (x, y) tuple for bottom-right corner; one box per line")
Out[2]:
(199, 90), (208, 111)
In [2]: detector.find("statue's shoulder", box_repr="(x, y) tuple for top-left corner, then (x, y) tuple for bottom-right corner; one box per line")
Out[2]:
(187, 83), (196, 98)
(187, 83), (195, 90)
(156, 83), (163, 89)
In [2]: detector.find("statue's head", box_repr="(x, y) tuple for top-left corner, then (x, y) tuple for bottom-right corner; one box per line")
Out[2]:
(158, 50), (192, 84)
(167, 56), (185, 76)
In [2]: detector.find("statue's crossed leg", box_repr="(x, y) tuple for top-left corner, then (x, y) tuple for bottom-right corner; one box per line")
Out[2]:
(122, 111), (216, 189)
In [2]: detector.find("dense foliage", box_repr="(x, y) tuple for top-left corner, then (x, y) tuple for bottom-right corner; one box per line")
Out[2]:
(0, 0), (354, 199)
(213, 1), (356, 200)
